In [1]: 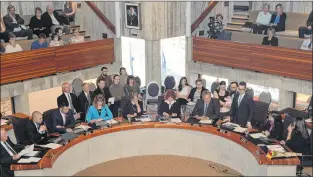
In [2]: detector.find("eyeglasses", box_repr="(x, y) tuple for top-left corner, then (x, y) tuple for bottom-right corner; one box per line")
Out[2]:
(238, 88), (245, 91)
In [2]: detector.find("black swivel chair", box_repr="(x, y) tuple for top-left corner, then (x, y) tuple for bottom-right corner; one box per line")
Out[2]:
(246, 87), (254, 98)
(252, 100), (270, 129)
(72, 78), (83, 97)
(11, 117), (30, 145)
(259, 91), (272, 104)
(43, 108), (59, 133)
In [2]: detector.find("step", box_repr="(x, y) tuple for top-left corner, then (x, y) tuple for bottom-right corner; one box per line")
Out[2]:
(70, 30), (86, 36)
(225, 24), (244, 29)
(227, 22), (245, 26)
(232, 15), (249, 20)
(224, 26), (242, 32)
(232, 18), (249, 23)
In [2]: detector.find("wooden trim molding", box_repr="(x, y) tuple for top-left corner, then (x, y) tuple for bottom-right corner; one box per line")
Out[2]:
(85, 1), (116, 34)
(191, 1), (219, 33)
(193, 37), (312, 81)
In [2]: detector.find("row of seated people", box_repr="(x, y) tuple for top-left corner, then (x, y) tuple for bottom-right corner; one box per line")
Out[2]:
(0, 27), (84, 54)
(0, 3), (77, 42)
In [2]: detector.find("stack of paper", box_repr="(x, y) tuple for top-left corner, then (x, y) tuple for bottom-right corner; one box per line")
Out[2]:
(267, 145), (286, 153)
(170, 118), (182, 123)
(223, 122), (240, 127)
(23, 151), (39, 157)
(1, 119), (8, 126)
(250, 133), (267, 139)
(105, 119), (118, 125)
(199, 119), (213, 124)
(76, 125), (91, 131)
(18, 157), (41, 163)
(305, 119), (312, 123)
(18, 144), (34, 156)
(139, 118), (152, 122)
(108, 97), (115, 105)
(40, 143), (62, 149)
(233, 127), (248, 133)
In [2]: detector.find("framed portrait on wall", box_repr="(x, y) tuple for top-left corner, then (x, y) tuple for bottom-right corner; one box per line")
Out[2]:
(124, 3), (141, 30)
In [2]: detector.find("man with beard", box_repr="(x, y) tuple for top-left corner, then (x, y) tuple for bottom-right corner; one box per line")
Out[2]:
(229, 81), (238, 102)
(96, 67), (113, 87)
(92, 78), (112, 105)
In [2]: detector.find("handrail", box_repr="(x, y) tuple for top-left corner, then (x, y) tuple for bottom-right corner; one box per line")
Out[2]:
(191, 1), (219, 33)
(85, 1), (116, 34)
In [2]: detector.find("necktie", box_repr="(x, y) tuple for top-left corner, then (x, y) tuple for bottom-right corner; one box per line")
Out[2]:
(204, 104), (208, 116)
(5, 141), (17, 155)
(238, 95), (243, 107)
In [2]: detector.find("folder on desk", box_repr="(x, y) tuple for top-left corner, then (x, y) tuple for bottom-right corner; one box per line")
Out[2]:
(199, 119), (213, 124)
(105, 119), (118, 125)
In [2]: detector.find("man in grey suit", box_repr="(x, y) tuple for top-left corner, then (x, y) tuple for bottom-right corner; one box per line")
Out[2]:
(189, 90), (220, 124)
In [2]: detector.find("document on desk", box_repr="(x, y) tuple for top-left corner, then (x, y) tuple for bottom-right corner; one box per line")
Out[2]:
(23, 151), (39, 157)
(249, 133), (267, 139)
(139, 118), (152, 122)
(108, 97), (115, 105)
(1, 119), (8, 126)
(18, 157), (41, 163)
(267, 145), (286, 153)
(199, 119), (213, 124)
(106, 119), (118, 125)
(18, 144), (34, 156)
(170, 118), (182, 123)
(76, 125), (91, 131)
(223, 122), (240, 127)
(233, 127), (247, 133)
(40, 143), (62, 149)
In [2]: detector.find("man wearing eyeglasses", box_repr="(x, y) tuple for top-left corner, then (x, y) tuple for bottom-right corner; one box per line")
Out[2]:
(228, 81), (255, 129)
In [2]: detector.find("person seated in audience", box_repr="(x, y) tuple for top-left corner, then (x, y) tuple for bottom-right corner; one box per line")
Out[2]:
(159, 90), (181, 118)
(86, 94), (113, 123)
(0, 39), (5, 54)
(55, 27), (64, 38)
(3, 5), (33, 40)
(31, 33), (48, 50)
(269, 4), (286, 32)
(42, 5), (70, 35)
(268, 111), (284, 140)
(299, 10), (312, 38)
(119, 67), (128, 86)
(0, 15), (9, 43)
(64, 1), (77, 25)
(285, 117), (311, 154)
(213, 81), (230, 108)
(52, 102), (76, 134)
(5, 33), (22, 53)
(78, 83), (93, 122)
(229, 81), (238, 101)
(109, 75), (124, 117)
(0, 128), (23, 177)
(93, 78), (112, 104)
(176, 77), (191, 105)
(300, 33), (312, 50)
(69, 28), (84, 44)
(262, 27), (278, 46)
(57, 82), (80, 120)
(124, 75), (141, 98)
(97, 67), (113, 87)
(189, 90), (220, 124)
(252, 3), (272, 34)
(187, 79), (207, 103)
(49, 33), (64, 47)
(29, 7), (50, 37)
(24, 111), (47, 145)
(123, 93), (143, 120)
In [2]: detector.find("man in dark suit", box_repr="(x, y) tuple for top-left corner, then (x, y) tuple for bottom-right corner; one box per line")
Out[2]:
(93, 78), (112, 105)
(57, 82), (80, 120)
(42, 5), (70, 35)
(230, 81), (255, 128)
(52, 102), (76, 134)
(24, 111), (47, 145)
(127, 7), (138, 27)
(78, 83), (93, 122)
(0, 128), (23, 177)
(189, 90), (220, 124)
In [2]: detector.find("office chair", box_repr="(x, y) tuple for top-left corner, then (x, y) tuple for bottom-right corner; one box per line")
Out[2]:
(11, 117), (30, 144)
(252, 101), (270, 129)
(145, 82), (161, 113)
(43, 108), (59, 133)
(211, 81), (220, 93)
(120, 96), (131, 119)
(72, 78), (83, 97)
(164, 75), (176, 91)
(88, 83), (97, 92)
(246, 87), (254, 98)
(259, 91), (272, 104)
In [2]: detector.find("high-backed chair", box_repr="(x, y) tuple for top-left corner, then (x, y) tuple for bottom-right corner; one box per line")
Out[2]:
(246, 87), (254, 98)
(145, 82), (161, 105)
(11, 117), (30, 144)
(72, 78), (83, 97)
(259, 91), (272, 104)
(201, 78), (206, 89)
(43, 108), (59, 133)
(211, 81), (220, 93)
(88, 83), (97, 92)
(164, 75), (176, 91)
(252, 101), (270, 128)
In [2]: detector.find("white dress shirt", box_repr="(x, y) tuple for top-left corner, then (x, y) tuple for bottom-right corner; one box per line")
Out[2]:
(34, 122), (45, 134)
(49, 13), (60, 25)
(301, 39), (313, 50)
(238, 93), (245, 107)
(1, 141), (17, 156)
(60, 110), (66, 125)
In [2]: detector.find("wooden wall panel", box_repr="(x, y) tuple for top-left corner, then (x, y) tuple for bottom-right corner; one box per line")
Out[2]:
(193, 37), (312, 81)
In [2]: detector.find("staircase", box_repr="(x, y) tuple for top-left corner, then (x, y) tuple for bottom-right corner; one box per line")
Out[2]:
(224, 2), (250, 32)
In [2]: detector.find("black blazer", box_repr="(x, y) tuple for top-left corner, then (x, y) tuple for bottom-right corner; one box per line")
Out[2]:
(286, 131), (311, 155)
(57, 93), (79, 113)
(42, 11), (62, 28)
(52, 109), (76, 134)
(191, 98), (220, 120)
(188, 87), (208, 102)
(262, 36), (278, 46)
(29, 16), (47, 31)
(123, 101), (143, 118)
(158, 101), (181, 117)
(24, 120), (47, 145)
(270, 13), (287, 31)
(307, 11), (313, 27)
(270, 119), (284, 140)
(0, 138), (24, 167)
(3, 14), (25, 32)
(230, 93), (255, 126)
(92, 87), (111, 104)
(78, 91), (93, 122)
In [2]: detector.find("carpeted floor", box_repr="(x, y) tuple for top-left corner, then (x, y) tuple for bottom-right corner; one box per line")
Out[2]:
(74, 155), (242, 176)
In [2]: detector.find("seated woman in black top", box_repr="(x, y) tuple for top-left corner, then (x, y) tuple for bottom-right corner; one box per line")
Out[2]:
(29, 7), (50, 37)
(269, 4), (287, 32)
(158, 90), (181, 118)
(262, 27), (278, 46)
(123, 93), (143, 121)
(213, 81), (230, 107)
(285, 117), (311, 155)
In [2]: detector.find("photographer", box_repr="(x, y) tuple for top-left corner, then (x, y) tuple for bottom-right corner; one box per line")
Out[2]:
(207, 14), (224, 39)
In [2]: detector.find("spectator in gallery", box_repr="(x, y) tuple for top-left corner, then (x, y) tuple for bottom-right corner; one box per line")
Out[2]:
(31, 33), (48, 50)
(298, 10), (312, 38)
(96, 67), (113, 87)
(69, 28), (84, 44)
(29, 7), (50, 37)
(269, 4), (286, 32)
(109, 75), (124, 117)
(42, 5), (70, 35)
(213, 81), (230, 108)
(49, 33), (64, 47)
(187, 79), (207, 103)
(64, 1), (78, 24)
(300, 34), (312, 50)
(0, 15), (9, 42)
(5, 33), (23, 53)
(262, 27), (278, 46)
(3, 5), (33, 40)
(176, 77), (191, 105)
(252, 3), (272, 34)
(119, 67), (128, 86)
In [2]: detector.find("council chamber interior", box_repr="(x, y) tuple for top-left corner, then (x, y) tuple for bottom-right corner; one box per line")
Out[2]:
(0, 1), (312, 177)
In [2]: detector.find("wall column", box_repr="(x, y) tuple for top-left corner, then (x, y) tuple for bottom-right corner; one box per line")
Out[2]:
(278, 90), (294, 110)
(145, 40), (161, 86)
(13, 92), (30, 115)
(185, 1), (191, 37)
(115, 2), (121, 38)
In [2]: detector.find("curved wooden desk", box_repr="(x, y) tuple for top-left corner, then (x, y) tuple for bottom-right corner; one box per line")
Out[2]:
(12, 122), (299, 176)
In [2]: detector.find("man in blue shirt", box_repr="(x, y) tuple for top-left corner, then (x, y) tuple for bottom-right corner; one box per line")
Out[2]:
(31, 33), (48, 50)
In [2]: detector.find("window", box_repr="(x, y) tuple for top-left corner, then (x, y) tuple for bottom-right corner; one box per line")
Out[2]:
(121, 36), (146, 86)
(160, 36), (186, 87)
(295, 93), (311, 110)
(1, 97), (13, 116)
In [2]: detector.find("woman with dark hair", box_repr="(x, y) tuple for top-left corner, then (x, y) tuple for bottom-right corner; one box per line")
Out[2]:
(29, 7), (50, 37)
(269, 4), (287, 32)
(176, 77), (191, 105)
(86, 94), (113, 123)
(49, 33), (64, 47)
(158, 90), (181, 118)
(262, 27), (278, 46)
(119, 67), (128, 86)
(188, 79), (207, 103)
(124, 75), (141, 97)
(123, 93), (143, 120)
(286, 117), (311, 154)
(213, 81), (230, 107)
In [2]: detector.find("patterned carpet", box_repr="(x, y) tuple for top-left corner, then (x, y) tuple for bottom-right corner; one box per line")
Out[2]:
(74, 155), (241, 176)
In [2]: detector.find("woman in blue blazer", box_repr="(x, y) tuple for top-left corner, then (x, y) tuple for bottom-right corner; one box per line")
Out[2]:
(86, 94), (113, 123)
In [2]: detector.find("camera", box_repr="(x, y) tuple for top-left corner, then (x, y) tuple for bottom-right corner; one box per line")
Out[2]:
(207, 16), (223, 39)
